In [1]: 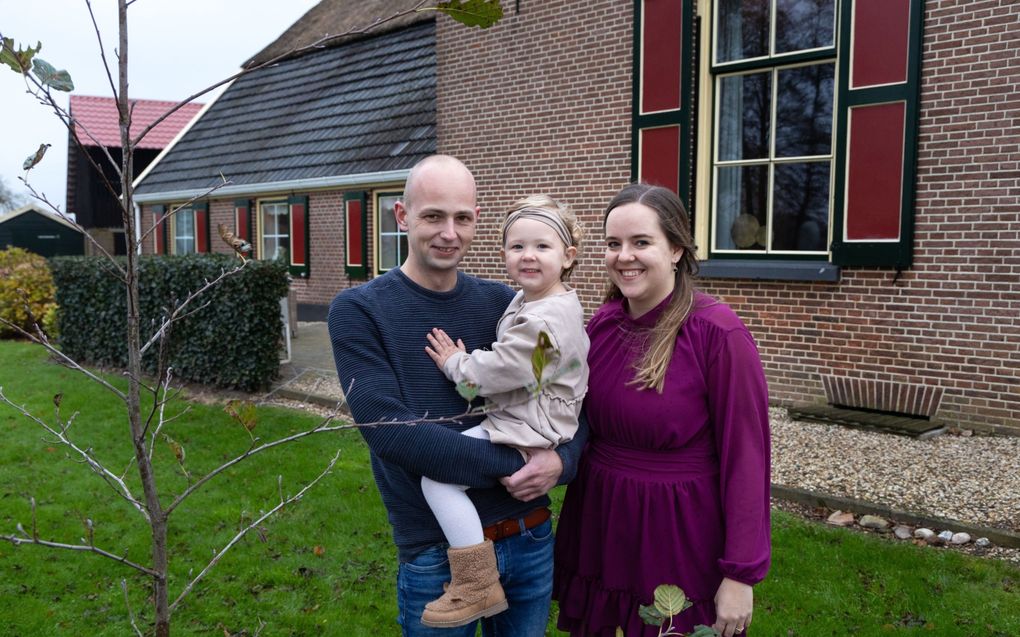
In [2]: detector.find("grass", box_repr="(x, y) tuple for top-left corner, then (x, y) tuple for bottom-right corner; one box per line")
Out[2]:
(1, 340), (1018, 636)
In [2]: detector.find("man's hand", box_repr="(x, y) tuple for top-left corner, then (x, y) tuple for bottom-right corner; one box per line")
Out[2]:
(712, 577), (753, 637)
(499, 447), (562, 501)
(425, 328), (466, 369)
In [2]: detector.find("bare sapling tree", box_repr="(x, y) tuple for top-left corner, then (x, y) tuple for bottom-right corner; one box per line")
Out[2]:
(0, 1), (501, 635)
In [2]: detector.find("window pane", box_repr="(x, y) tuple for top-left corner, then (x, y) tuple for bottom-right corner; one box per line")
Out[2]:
(775, 0), (835, 54)
(261, 202), (290, 260)
(399, 234), (408, 265)
(775, 63), (834, 157)
(715, 164), (768, 250)
(718, 72), (771, 161)
(173, 208), (195, 255)
(772, 162), (830, 251)
(380, 235), (397, 270)
(716, 0), (769, 63)
(378, 196), (399, 233)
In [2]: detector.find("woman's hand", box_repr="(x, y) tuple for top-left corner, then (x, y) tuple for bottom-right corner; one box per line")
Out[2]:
(425, 328), (466, 368)
(712, 577), (752, 636)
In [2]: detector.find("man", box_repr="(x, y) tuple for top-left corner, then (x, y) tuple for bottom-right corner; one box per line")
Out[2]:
(328, 155), (587, 636)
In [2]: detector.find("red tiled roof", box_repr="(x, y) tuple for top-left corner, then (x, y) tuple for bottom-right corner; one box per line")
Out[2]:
(70, 94), (204, 150)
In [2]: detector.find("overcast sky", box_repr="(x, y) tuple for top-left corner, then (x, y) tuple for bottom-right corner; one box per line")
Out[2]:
(1, 0), (320, 211)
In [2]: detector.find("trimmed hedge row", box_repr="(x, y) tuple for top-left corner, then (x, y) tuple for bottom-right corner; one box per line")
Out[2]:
(51, 254), (290, 391)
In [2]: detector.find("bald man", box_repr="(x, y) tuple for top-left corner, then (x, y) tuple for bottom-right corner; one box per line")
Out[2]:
(329, 155), (587, 636)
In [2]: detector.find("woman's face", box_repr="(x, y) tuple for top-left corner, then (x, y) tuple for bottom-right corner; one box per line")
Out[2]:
(604, 202), (682, 317)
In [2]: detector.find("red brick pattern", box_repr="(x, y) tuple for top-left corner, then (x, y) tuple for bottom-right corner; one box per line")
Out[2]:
(137, 0), (1020, 433)
(437, 0), (634, 312)
(436, 0), (1020, 433)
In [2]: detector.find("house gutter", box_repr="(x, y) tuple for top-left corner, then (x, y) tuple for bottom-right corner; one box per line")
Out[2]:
(132, 169), (411, 204)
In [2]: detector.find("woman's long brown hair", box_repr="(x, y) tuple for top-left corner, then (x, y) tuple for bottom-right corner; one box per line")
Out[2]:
(603, 183), (700, 392)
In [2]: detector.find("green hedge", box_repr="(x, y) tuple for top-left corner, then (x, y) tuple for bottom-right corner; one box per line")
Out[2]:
(51, 254), (290, 391)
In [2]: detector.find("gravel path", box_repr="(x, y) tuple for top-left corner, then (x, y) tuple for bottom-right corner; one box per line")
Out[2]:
(770, 407), (1020, 534)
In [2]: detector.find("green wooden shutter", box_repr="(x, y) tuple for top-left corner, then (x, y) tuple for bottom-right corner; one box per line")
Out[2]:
(831, 0), (924, 268)
(344, 191), (368, 279)
(631, 0), (698, 209)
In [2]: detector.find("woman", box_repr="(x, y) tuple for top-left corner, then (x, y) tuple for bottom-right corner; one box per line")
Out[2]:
(553, 184), (771, 637)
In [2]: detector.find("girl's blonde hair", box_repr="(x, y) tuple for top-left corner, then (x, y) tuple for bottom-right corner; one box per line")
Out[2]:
(502, 195), (583, 280)
(603, 183), (700, 393)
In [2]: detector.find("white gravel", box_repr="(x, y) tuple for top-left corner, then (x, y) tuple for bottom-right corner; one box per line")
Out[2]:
(770, 407), (1020, 533)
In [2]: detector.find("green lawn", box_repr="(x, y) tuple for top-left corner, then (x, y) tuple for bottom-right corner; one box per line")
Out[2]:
(1, 340), (1018, 636)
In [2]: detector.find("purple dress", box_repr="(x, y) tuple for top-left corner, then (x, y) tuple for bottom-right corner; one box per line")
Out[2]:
(554, 293), (771, 636)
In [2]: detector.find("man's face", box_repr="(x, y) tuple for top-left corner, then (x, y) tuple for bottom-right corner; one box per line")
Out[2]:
(395, 162), (480, 279)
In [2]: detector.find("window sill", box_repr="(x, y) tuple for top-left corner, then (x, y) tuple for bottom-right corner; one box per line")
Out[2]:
(696, 259), (841, 282)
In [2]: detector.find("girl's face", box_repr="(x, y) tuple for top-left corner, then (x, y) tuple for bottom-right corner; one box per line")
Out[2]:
(501, 217), (576, 302)
(604, 202), (682, 318)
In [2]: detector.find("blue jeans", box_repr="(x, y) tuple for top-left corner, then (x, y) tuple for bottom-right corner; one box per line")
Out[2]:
(396, 518), (554, 636)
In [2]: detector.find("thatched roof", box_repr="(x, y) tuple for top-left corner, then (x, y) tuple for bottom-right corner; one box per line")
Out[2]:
(244, 0), (432, 69)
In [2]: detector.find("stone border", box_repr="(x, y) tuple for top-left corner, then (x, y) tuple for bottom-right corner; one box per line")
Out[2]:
(772, 484), (1020, 548)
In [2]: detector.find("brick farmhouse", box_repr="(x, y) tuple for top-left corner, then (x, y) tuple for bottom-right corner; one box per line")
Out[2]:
(134, 0), (1020, 434)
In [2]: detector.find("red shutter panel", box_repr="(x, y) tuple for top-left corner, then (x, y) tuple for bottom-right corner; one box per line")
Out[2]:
(234, 199), (253, 258)
(288, 195), (309, 278)
(152, 204), (166, 254)
(632, 0), (697, 207)
(831, 0), (923, 268)
(194, 201), (210, 253)
(344, 191), (368, 279)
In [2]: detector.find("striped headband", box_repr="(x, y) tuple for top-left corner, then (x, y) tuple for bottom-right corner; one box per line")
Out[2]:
(501, 207), (573, 248)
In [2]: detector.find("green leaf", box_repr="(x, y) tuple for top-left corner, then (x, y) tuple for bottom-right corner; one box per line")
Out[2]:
(530, 330), (556, 384)
(653, 584), (690, 618)
(455, 380), (480, 402)
(31, 57), (74, 91)
(434, 0), (503, 28)
(689, 625), (721, 637)
(615, 629), (625, 637)
(1, 37), (41, 74)
(637, 602), (666, 626)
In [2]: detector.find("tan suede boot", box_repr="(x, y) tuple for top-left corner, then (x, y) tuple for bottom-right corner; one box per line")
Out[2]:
(420, 539), (508, 627)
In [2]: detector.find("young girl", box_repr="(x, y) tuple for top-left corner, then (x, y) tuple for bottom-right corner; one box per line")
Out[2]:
(419, 195), (590, 628)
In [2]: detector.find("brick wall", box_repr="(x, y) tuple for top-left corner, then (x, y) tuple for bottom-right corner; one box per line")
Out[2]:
(437, 0), (634, 311)
(438, 0), (1020, 434)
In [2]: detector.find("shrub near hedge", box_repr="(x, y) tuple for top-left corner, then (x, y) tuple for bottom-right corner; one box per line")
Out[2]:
(51, 254), (290, 391)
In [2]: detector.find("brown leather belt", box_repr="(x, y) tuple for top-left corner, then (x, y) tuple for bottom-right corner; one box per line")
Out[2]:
(483, 507), (551, 542)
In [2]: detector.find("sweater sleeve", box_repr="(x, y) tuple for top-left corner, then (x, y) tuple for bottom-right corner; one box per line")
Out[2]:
(442, 312), (556, 395)
(329, 293), (523, 488)
(706, 325), (772, 586)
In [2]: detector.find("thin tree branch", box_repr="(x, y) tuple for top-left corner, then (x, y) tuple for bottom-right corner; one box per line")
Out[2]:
(169, 449), (342, 612)
(121, 580), (145, 637)
(0, 317), (129, 402)
(0, 387), (148, 520)
(130, 0), (431, 148)
(139, 261), (248, 355)
(1, 531), (158, 577)
(84, 0), (119, 101)
(138, 179), (230, 243)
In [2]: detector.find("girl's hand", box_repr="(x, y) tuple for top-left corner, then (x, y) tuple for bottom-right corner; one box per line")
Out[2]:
(425, 328), (466, 368)
(712, 578), (752, 637)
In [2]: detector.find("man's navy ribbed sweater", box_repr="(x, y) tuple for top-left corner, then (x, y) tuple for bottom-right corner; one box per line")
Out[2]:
(328, 268), (586, 561)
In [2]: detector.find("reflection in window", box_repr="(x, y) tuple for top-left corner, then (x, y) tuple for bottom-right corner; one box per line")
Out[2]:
(261, 201), (290, 261)
(772, 162), (830, 251)
(718, 72), (772, 161)
(377, 194), (407, 272)
(776, 63), (834, 157)
(712, 0), (836, 255)
(775, 0), (835, 54)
